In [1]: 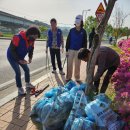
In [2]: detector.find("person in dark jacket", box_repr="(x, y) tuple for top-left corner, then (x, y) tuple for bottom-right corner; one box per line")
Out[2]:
(78, 46), (120, 94)
(66, 15), (87, 83)
(89, 27), (96, 49)
(46, 18), (65, 75)
(109, 36), (113, 44)
(7, 27), (40, 96)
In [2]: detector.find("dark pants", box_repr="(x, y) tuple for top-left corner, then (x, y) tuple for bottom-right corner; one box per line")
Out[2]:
(49, 48), (62, 71)
(7, 57), (30, 88)
(94, 66), (117, 93)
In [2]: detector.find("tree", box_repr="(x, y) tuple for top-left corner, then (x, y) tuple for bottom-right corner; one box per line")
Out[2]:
(113, 4), (130, 42)
(85, 0), (117, 95)
(120, 27), (130, 39)
(39, 25), (48, 32)
(39, 25), (48, 39)
(84, 16), (97, 33)
(105, 23), (114, 38)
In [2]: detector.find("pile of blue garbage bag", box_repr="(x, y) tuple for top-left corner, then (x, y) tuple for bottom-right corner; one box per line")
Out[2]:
(30, 81), (125, 130)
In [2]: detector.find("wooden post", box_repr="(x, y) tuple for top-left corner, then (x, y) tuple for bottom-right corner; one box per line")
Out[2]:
(85, 0), (117, 95)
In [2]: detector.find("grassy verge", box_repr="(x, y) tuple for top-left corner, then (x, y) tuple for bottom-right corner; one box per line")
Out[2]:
(105, 44), (121, 101)
(2, 33), (13, 38)
(109, 44), (122, 54)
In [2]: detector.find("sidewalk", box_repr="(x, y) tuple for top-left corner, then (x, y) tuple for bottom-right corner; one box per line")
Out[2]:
(0, 62), (87, 130)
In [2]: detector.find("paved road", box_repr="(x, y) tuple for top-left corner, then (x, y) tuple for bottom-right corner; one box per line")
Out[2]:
(0, 39), (109, 99)
(0, 39), (65, 87)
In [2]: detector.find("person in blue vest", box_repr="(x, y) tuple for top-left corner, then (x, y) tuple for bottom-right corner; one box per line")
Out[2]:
(46, 18), (65, 75)
(7, 27), (40, 96)
(66, 15), (87, 83)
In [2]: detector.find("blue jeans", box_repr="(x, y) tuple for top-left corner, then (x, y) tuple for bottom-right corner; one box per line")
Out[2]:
(7, 57), (30, 88)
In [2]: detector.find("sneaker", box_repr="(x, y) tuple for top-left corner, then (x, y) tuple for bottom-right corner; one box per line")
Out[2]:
(18, 87), (26, 96)
(26, 83), (35, 89)
(52, 70), (56, 74)
(59, 70), (65, 75)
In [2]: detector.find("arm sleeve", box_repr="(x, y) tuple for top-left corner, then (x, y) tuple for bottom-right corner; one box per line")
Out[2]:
(9, 42), (20, 61)
(83, 30), (87, 48)
(28, 47), (34, 59)
(9, 36), (20, 61)
(94, 53), (106, 81)
(66, 30), (71, 52)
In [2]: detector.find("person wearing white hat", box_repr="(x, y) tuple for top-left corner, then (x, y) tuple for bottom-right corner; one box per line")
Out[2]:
(66, 15), (87, 83)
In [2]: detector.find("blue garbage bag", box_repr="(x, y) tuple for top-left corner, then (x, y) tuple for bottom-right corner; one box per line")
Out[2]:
(31, 87), (78, 130)
(64, 80), (77, 90)
(44, 86), (67, 98)
(71, 117), (96, 130)
(42, 91), (75, 129)
(94, 93), (111, 105)
(31, 83), (86, 130)
(31, 97), (52, 122)
(64, 91), (88, 130)
(85, 99), (124, 129)
(79, 83), (86, 91)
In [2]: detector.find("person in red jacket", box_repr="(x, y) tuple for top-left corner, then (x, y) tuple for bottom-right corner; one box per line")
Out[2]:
(7, 27), (40, 96)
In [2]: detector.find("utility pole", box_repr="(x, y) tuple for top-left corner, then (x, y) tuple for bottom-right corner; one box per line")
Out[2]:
(82, 9), (91, 21)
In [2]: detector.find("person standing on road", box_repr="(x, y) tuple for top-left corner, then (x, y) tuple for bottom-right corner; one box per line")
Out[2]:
(66, 15), (87, 83)
(109, 36), (113, 44)
(89, 27), (96, 49)
(7, 27), (41, 96)
(78, 46), (120, 94)
(46, 18), (65, 75)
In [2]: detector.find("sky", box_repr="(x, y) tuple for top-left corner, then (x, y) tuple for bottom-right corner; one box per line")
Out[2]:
(0, 0), (130, 27)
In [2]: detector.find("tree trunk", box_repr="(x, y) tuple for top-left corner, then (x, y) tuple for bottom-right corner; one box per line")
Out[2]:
(85, 0), (117, 95)
(104, 0), (108, 7)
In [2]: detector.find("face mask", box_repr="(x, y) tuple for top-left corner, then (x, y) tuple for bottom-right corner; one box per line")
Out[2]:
(76, 23), (81, 27)
(29, 36), (35, 41)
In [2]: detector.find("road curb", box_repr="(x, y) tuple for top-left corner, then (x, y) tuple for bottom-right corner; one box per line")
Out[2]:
(0, 66), (47, 91)
(0, 74), (49, 107)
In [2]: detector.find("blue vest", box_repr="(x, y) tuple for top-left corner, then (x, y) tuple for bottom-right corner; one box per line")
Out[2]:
(7, 34), (33, 60)
(70, 28), (84, 50)
(48, 29), (62, 48)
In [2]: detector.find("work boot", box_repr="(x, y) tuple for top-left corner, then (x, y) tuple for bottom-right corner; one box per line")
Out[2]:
(18, 87), (26, 96)
(26, 83), (35, 89)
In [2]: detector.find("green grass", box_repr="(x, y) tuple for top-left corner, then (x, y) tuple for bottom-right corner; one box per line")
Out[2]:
(2, 33), (13, 38)
(109, 44), (122, 54)
(105, 44), (121, 101)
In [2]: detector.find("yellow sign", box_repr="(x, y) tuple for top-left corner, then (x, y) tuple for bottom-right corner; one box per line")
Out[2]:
(96, 2), (105, 14)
